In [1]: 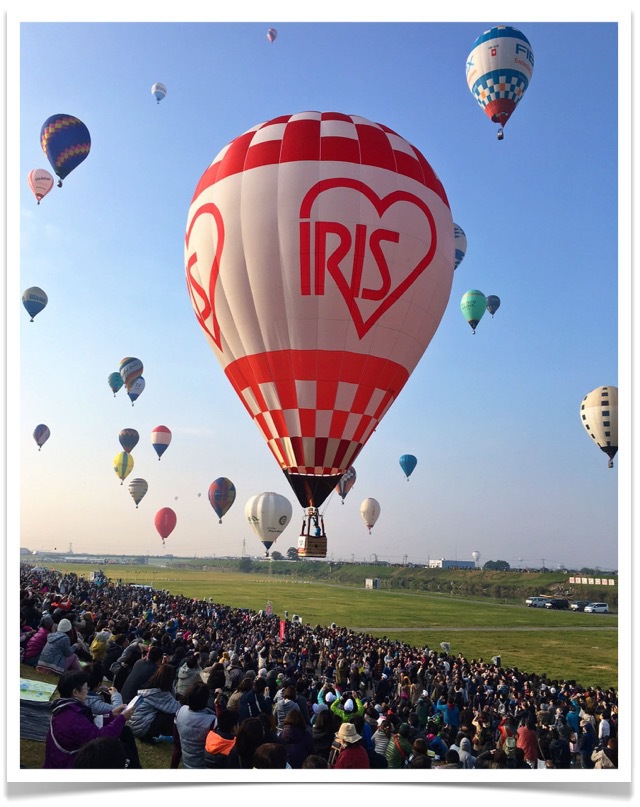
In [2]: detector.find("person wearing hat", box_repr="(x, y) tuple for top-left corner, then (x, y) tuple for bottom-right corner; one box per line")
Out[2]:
(331, 721), (370, 769)
(330, 690), (365, 725)
(36, 618), (82, 676)
(577, 716), (597, 768)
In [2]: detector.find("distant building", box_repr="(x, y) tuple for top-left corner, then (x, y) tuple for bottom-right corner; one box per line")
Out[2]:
(428, 559), (476, 570)
(365, 578), (381, 589)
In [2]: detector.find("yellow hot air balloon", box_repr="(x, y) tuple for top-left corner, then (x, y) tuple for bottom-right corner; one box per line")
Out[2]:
(114, 451), (134, 485)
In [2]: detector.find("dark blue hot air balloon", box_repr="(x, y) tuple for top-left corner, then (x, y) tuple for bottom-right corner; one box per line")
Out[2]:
(399, 454), (417, 480)
(40, 114), (91, 187)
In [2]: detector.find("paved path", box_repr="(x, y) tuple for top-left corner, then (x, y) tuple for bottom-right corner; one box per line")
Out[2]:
(350, 625), (616, 632)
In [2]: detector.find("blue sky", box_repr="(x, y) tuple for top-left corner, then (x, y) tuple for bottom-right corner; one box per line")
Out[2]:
(9, 8), (630, 575)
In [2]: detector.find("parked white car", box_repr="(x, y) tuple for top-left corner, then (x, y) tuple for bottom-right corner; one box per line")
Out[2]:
(525, 596), (548, 607)
(584, 602), (609, 613)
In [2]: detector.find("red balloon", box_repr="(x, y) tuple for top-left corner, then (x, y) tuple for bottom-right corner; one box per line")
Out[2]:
(185, 111), (454, 510)
(154, 507), (177, 544)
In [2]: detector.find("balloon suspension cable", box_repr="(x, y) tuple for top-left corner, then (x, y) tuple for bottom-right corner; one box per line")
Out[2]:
(320, 490), (335, 517)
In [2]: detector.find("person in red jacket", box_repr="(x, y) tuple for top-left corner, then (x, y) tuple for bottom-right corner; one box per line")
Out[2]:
(331, 722), (371, 769)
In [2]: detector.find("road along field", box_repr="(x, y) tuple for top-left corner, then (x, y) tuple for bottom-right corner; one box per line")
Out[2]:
(67, 564), (617, 691)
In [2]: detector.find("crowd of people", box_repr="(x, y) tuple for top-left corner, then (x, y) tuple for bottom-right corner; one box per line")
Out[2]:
(19, 563), (619, 772)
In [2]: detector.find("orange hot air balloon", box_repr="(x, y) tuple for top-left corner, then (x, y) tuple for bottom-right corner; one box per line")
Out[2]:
(185, 111), (454, 534)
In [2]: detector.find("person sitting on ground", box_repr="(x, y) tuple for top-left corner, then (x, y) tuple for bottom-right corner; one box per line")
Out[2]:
(175, 653), (204, 702)
(331, 721), (371, 769)
(126, 662), (182, 743)
(386, 723), (413, 768)
(120, 644), (164, 704)
(36, 618), (83, 676)
(43, 670), (135, 768)
(253, 742), (289, 769)
(23, 614), (54, 667)
(73, 736), (129, 769)
(174, 680), (217, 769)
(279, 707), (314, 769)
(204, 708), (240, 768)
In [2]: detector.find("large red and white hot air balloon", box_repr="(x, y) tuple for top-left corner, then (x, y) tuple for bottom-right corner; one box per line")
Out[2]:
(185, 111), (454, 555)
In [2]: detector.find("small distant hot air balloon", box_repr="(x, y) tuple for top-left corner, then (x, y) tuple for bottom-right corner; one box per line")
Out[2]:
(245, 492), (292, 556)
(33, 424), (50, 451)
(335, 467), (356, 505)
(119, 357), (143, 391)
(399, 454), (417, 480)
(466, 25), (534, 141)
(360, 498), (380, 534)
(128, 478), (148, 508)
(486, 295), (501, 317)
(453, 224), (467, 270)
(40, 114), (91, 187)
(151, 425), (172, 460)
(119, 428), (139, 454)
(155, 507), (177, 546)
(27, 169), (54, 204)
(108, 372), (124, 397)
(151, 82), (167, 104)
(114, 451), (134, 485)
(460, 290), (487, 334)
(127, 376), (145, 406)
(22, 287), (48, 322)
(580, 386), (618, 468)
(472, 550), (481, 567)
(267, 27), (277, 43)
(208, 477), (236, 523)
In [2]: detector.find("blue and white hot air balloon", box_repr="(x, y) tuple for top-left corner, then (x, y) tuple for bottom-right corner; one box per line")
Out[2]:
(151, 82), (167, 104)
(453, 224), (467, 271)
(466, 25), (534, 140)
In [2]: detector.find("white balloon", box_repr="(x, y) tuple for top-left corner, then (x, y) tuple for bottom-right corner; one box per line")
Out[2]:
(360, 497), (380, 533)
(245, 492), (293, 552)
(580, 386), (618, 468)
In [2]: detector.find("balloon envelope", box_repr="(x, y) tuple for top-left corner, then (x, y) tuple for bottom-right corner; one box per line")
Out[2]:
(245, 492), (292, 553)
(360, 497), (380, 532)
(151, 82), (167, 103)
(28, 169), (54, 204)
(267, 27), (277, 42)
(33, 424), (50, 450)
(119, 428), (139, 454)
(580, 386), (618, 468)
(486, 295), (501, 316)
(335, 466), (356, 503)
(460, 290), (487, 333)
(127, 376), (145, 405)
(185, 111), (454, 510)
(108, 372), (124, 395)
(453, 223), (467, 270)
(466, 26), (534, 133)
(399, 453), (417, 479)
(155, 507), (177, 543)
(151, 425), (172, 459)
(22, 287), (48, 321)
(128, 478), (148, 508)
(40, 114), (91, 183)
(119, 357), (144, 391)
(114, 451), (134, 484)
(208, 477), (236, 522)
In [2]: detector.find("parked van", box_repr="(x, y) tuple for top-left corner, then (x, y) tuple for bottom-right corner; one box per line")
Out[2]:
(525, 596), (548, 608)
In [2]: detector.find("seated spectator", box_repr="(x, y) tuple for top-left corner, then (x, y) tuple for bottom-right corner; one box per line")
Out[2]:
(204, 708), (240, 768)
(37, 619), (82, 676)
(175, 681), (217, 769)
(73, 736), (129, 769)
(23, 614), (54, 667)
(127, 663), (182, 743)
(44, 670), (134, 768)
(253, 742), (289, 769)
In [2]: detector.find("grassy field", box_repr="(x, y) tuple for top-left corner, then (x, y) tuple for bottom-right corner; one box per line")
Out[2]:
(45, 563), (619, 690)
(19, 563), (618, 769)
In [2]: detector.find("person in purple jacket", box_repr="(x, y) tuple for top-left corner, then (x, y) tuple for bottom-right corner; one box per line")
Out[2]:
(44, 670), (136, 768)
